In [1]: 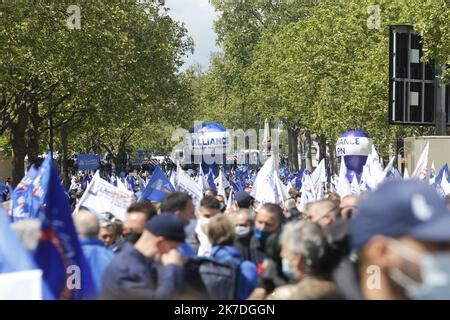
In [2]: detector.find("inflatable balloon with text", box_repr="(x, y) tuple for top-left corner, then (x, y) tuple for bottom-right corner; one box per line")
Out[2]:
(336, 130), (372, 183)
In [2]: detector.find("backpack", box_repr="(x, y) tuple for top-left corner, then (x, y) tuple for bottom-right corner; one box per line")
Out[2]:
(183, 256), (241, 300)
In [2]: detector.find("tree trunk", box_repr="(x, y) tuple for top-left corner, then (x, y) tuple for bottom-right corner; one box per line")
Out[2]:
(329, 142), (338, 176)
(304, 130), (313, 171)
(10, 106), (28, 186)
(27, 101), (40, 164)
(287, 127), (299, 172)
(61, 124), (70, 188)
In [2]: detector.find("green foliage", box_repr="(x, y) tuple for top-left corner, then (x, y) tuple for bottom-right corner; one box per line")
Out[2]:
(200, 0), (445, 159)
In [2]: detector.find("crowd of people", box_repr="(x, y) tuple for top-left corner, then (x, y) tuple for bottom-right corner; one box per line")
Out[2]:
(58, 176), (450, 300)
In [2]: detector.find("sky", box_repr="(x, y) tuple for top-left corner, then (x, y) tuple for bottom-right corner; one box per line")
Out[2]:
(165, 0), (220, 71)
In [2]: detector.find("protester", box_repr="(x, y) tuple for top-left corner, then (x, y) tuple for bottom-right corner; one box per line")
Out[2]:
(161, 192), (196, 225)
(339, 195), (361, 219)
(102, 213), (185, 300)
(283, 199), (301, 221)
(122, 201), (157, 244)
(352, 180), (450, 300)
(248, 203), (285, 299)
(304, 199), (340, 227)
(207, 214), (258, 300)
(99, 219), (119, 247)
(232, 209), (256, 261)
(216, 194), (226, 212)
(233, 191), (255, 210)
(190, 196), (221, 256)
(161, 192), (197, 257)
(267, 221), (339, 300)
(74, 210), (115, 297)
(204, 188), (217, 197)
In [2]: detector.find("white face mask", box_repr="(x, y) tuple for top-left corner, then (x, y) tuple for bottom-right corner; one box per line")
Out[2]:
(235, 225), (250, 238)
(388, 238), (450, 300)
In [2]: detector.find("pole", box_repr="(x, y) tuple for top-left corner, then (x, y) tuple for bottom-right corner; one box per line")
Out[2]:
(49, 114), (54, 154)
(435, 65), (447, 136)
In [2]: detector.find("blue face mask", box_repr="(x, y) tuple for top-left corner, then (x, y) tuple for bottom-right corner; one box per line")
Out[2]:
(389, 239), (450, 300)
(282, 258), (296, 281)
(253, 228), (272, 242)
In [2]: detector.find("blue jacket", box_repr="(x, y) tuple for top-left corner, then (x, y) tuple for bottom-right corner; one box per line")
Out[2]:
(79, 238), (115, 297)
(102, 244), (184, 299)
(210, 245), (258, 300)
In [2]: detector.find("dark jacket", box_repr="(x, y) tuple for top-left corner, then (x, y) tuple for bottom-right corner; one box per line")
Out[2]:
(211, 245), (258, 300)
(234, 233), (265, 270)
(102, 245), (183, 300)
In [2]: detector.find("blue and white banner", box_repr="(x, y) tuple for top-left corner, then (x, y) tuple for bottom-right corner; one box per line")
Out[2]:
(77, 154), (100, 171)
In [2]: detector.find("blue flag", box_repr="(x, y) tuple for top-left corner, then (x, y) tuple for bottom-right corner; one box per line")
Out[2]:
(10, 163), (50, 222)
(32, 154), (96, 300)
(230, 180), (243, 193)
(295, 168), (305, 190)
(81, 173), (92, 191)
(126, 176), (135, 191)
(434, 164), (449, 185)
(207, 168), (216, 191)
(140, 166), (175, 203)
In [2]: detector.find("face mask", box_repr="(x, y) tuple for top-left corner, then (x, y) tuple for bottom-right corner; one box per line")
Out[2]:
(219, 203), (225, 211)
(197, 217), (210, 233)
(282, 258), (296, 281)
(124, 232), (142, 244)
(235, 226), (251, 238)
(253, 228), (272, 242)
(388, 239), (450, 300)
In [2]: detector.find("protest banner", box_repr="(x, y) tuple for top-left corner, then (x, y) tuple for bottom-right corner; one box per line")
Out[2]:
(76, 172), (135, 221)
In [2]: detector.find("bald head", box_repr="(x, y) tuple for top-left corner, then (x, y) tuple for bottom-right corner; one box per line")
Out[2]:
(74, 210), (100, 239)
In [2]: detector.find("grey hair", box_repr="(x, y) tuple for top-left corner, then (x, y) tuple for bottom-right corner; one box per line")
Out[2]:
(74, 210), (100, 238)
(280, 221), (327, 272)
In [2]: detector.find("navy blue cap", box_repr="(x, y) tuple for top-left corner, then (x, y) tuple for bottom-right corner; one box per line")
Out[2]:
(146, 212), (185, 242)
(351, 180), (450, 249)
(234, 191), (254, 208)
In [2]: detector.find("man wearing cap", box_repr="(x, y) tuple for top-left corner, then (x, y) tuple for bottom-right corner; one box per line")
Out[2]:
(352, 180), (450, 300)
(102, 213), (186, 300)
(233, 191), (255, 210)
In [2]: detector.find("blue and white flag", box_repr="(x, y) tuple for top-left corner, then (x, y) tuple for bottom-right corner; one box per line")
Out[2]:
(10, 160), (50, 222)
(140, 166), (175, 203)
(412, 143), (429, 180)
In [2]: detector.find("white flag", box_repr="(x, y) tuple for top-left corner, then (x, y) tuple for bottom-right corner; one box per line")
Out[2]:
(215, 169), (227, 199)
(336, 158), (351, 197)
(412, 142), (429, 180)
(350, 175), (361, 195)
(177, 163), (203, 209)
(226, 189), (234, 210)
(251, 156), (281, 204)
(0, 270), (42, 300)
(404, 168), (410, 180)
(298, 173), (316, 212)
